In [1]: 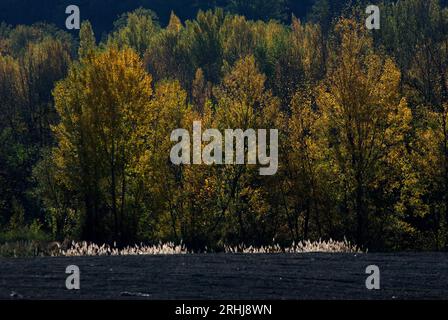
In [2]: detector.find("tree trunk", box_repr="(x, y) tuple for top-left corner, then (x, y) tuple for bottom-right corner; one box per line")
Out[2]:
(111, 141), (118, 241)
(355, 176), (366, 248)
(304, 199), (310, 240)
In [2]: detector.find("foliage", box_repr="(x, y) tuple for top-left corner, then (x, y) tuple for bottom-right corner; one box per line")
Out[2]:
(2, 1), (448, 252)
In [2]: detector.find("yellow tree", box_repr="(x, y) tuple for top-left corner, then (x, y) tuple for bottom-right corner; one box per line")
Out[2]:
(410, 105), (448, 249)
(317, 19), (412, 248)
(211, 55), (283, 245)
(50, 46), (153, 242)
(191, 68), (211, 113)
(282, 88), (324, 241)
(132, 80), (189, 242)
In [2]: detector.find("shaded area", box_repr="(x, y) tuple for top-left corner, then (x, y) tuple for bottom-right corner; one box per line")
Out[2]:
(0, 253), (447, 300)
(0, 0), (317, 38)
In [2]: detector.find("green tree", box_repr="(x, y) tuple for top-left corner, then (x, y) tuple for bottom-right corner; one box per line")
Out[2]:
(109, 8), (160, 57)
(0, 54), (28, 226)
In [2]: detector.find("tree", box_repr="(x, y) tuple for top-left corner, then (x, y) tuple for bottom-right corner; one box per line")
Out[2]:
(45, 46), (153, 242)
(0, 54), (27, 226)
(282, 88), (323, 241)
(78, 21), (96, 60)
(380, 0), (448, 249)
(19, 37), (71, 146)
(185, 9), (225, 84)
(109, 8), (160, 57)
(219, 14), (258, 68)
(317, 19), (412, 248)
(145, 12), (193, 89)
(266, 16), (324, 106)
(0, 25), (72, 233)
(210, 55), (283, 246)
(132, 80), (189, 243)
(192, 68), (212, 112)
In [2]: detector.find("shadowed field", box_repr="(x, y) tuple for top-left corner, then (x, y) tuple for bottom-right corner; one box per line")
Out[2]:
(0, 253), (447, 300)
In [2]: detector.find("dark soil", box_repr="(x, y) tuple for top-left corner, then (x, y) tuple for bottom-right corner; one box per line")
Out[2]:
(0, 253), (447, 300)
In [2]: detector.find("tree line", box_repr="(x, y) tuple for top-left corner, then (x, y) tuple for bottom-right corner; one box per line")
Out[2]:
(1, 0), (448, 251)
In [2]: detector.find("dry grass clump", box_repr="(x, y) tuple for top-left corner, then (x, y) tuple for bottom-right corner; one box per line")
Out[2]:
(59, 239), (362, 256)
(1, 239), (363, 257)
(59, 241), (187, 257)
(224, 239), (363, 254)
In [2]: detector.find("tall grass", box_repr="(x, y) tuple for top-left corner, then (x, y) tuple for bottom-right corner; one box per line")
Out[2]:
(224, 239), (363, 254)
(0, 238), (363, 257)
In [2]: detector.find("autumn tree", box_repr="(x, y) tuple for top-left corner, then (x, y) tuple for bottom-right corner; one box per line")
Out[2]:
(42, 44), (153, 242)
(132, 80), (189, 243)
(379, 0), (448, 249)
(317, 19), (412, 248)
(210, 55), (283, 246)
(145, 12), (193, 89)
(192, 68), (212, 113)
(281, 88), (323, 241)
(266, 16), (324, 106)
(3, 4), (448, 251)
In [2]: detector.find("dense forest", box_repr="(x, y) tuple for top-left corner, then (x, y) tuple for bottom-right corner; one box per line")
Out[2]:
(1, 0), (448, 252)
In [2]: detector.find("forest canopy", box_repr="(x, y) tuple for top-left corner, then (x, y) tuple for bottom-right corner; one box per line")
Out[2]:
(1, 0), (448, 252)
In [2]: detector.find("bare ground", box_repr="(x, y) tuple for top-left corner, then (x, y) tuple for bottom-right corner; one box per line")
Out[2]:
(0, 253), (447, 300)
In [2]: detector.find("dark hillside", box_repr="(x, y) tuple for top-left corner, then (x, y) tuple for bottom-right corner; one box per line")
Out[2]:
(0, 0), (317, 38)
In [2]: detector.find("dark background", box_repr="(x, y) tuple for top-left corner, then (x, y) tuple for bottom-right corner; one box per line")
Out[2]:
(0, 0), (320, 38)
